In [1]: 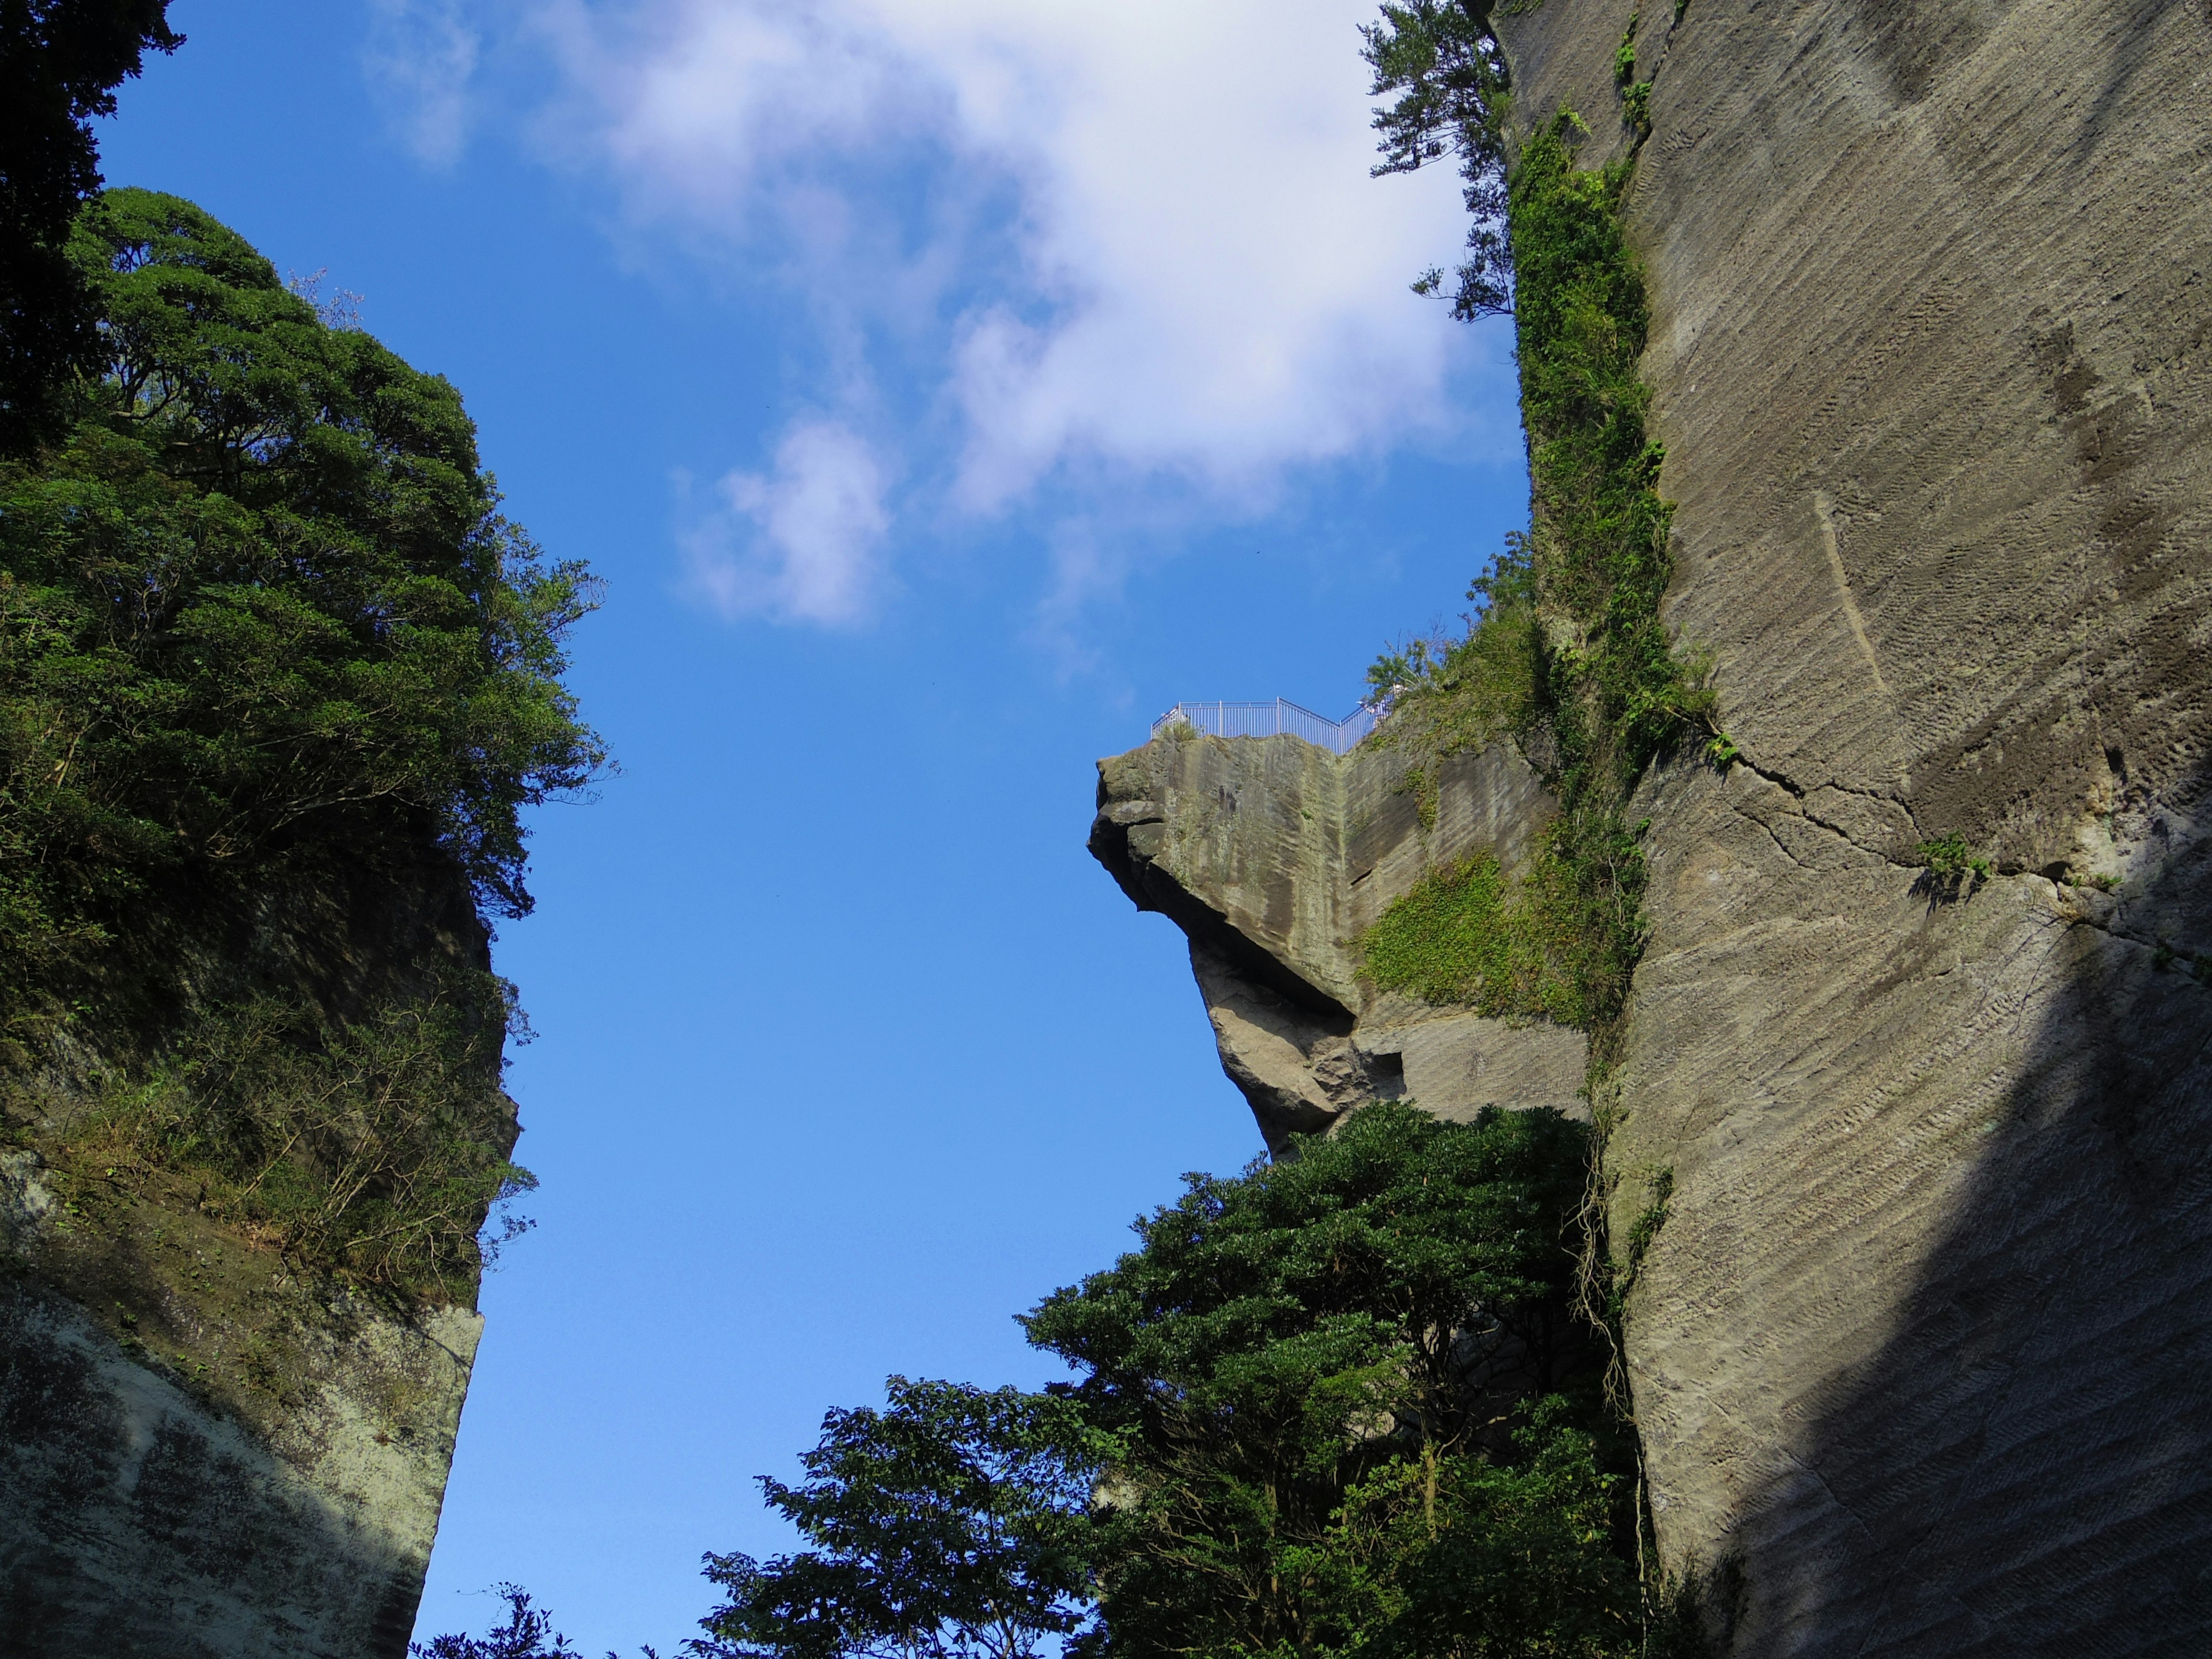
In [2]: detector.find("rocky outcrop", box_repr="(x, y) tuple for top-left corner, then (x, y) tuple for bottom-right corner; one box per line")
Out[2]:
(1502, 2), (2212, 1652)
(0, 865), (498, 1656)
(1090, 731), (1587, 1150)
(1096, 3), (2212, 1652)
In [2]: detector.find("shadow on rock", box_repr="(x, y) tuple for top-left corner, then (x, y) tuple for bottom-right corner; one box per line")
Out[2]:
(1723, 758), (2212, 1656)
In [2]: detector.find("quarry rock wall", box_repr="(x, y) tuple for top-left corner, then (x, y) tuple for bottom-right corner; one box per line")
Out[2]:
(0, 1151), (480, 1658)
(1090, 732), (1588, 1150)
(1095, 2), (2212, 1652)
(0, 870), (498, 1657)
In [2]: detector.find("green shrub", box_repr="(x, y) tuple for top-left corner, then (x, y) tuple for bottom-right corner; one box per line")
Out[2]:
(1915, 833), (1990, 881)
(51, 971), (530, 1296)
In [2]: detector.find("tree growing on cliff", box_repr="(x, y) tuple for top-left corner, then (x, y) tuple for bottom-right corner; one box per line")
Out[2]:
(1362, 0), (1513, 319)
(0, 187), (606, 1038)
(0, 188), (605, 1290)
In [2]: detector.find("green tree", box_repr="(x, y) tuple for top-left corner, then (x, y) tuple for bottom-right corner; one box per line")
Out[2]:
(1021, 1103), (1628, 1659)
(694, 1378), (1101, 1659)
(1362, 0), (1513, 319)
(0, 187), (605, 1041)
(0, 1), (182, 450)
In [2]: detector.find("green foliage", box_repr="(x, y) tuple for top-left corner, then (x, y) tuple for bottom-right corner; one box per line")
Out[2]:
(1364, 635), (1444, 707)
(1622, 81), (1652, 132)
(1022, 1103), (1626, 1659)
(1325, 1403), (1641, 1659)
(692, 1111), (1686, 1659)
(1371, 113), (1712, 1051)
(1361, 854), (1531, 1016)
(0, 188), (604, 1043)
(0, 1), (183, 451)
(693, 1378), (1101, 1659)
(50, 970), (532, 1296)
(1914, 833), (1990, 882)
(1362, 0), (1514, 320)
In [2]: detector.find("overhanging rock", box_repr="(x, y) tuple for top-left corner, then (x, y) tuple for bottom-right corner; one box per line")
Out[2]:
(1089, 729), (1586, 1152)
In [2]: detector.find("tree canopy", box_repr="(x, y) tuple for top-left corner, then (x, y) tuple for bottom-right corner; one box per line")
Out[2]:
(693, 1380), (1100, 1659)
(1022, 1101), (1627, 1659)
(694, 1107), (1670, 1659)
(0, 187), (604, 1043)
(0, 0), (181, 450)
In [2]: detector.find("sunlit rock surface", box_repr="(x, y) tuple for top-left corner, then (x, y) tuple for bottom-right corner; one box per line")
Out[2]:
(1497, 1), (2212, 1651)
(1099, 2), (2212, 1650)
(1090, 732), (1586, 1151)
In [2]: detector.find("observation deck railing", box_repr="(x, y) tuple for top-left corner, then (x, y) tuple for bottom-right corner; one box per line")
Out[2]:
(1150, 698), (1383, 756)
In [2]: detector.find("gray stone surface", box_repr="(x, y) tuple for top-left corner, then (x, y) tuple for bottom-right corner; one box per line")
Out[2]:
(1091, 731), (1586, 1149)
(0, 1149), (482, 1658)
(1490, 1), (2212, 1651)
(0, 861), (499, 1656)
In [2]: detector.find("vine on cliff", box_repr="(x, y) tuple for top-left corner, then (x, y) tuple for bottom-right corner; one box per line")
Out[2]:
(1362, 37), (1710, 1060)
(1362, 3), (1714, 1631)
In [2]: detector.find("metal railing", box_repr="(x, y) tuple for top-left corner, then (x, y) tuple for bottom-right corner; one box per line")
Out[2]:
(1150, 698), (1383, 756)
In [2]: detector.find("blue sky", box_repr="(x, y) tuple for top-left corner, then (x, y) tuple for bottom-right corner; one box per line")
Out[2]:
(103, 1), (1525, 1648)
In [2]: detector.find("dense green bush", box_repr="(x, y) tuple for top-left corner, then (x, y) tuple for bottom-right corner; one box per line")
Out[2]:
(700, 1107), (1665, 1659)
(0, 188), (603, 1046)
(1022, 1102), (1625, 1659)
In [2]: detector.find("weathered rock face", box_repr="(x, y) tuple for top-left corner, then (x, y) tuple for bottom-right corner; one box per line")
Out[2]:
(0, 868), (498, 1656)
(1, 1155), (482, 1657)
(1498, 2), (2212, 1651)
(1096, 3), (2212, 1652)
(1090, 732), (1587, 1151)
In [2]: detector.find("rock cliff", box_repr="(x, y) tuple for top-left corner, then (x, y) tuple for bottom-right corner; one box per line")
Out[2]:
(1094, 2), (2212, 1652)
(0, 868), (502, 1657)
(1092, 732), (1588, 1150)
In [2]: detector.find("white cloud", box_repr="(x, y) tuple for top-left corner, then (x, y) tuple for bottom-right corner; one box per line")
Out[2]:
(363, 0), (483, 167)
(445, 0), (1494, 624)
(682, 420), (892, 626)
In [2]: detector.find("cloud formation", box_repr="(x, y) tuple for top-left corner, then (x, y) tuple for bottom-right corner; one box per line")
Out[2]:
(682, 420), (893, 626)
(363, 0), (484, 166)
(372, 0), (1490, 623)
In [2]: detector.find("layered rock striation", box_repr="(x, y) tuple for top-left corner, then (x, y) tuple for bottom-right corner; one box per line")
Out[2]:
(0, 867), (502, 1657)
(1090, 730), (1588, 1151)
(1096, 2), (2212, 1652)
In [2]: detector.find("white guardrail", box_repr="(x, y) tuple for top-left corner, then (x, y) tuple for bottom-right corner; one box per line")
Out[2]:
(1150, 698), (1383, 756)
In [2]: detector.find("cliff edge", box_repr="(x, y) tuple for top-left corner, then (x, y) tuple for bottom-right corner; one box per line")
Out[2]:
(1094, 2), (2212, 1652)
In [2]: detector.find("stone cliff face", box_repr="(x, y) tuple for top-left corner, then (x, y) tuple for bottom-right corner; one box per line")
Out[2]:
(0, 869), (500, 1657)
(1090, 732), (1588, 1147)
(1094, 2), (2212, 1652)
